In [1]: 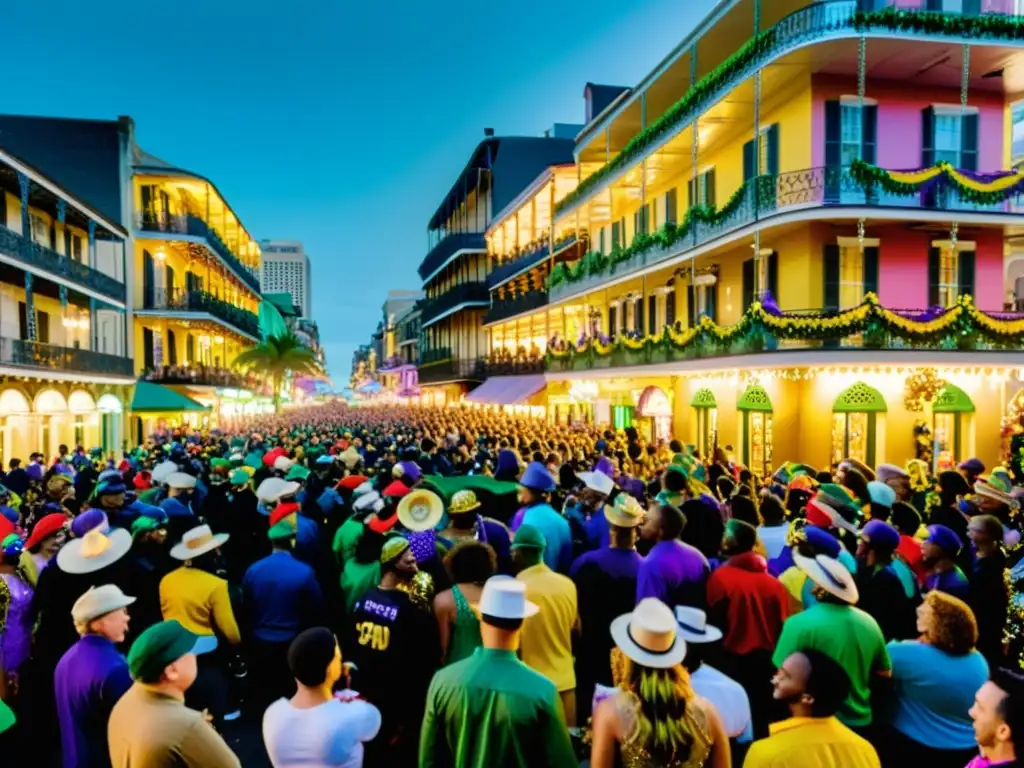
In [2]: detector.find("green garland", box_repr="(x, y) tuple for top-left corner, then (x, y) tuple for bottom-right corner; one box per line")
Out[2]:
(850, 159), (1024, 206)
(854, 6), (1024, 39)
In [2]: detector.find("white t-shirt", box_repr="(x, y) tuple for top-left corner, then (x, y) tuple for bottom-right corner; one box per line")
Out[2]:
(689, 663), (753, 743)
(263, 695), (382, 768)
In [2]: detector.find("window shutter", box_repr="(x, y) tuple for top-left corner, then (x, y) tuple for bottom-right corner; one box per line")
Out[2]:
(666, 290), (676, 326)
(619, 218), (626, 248)
(599, 228), (606, 253)
(687, 285), (696, 326)
(18, 301), (27, 341)
(921, 107), (936, 167)
(608, 305), (617, 336)
(635, 297), (644, 334)
(767, 125), (780, 176)
(743, 139), (755, 181)
(824, 244), (841, 311)
(167, 329), (177, 365)
(705, 169), (717, 209)
(959, 250), (976, 298)
(49, 220), (56, 250)
(862, 105), (878, 165)
(665, 189), (677, 225)
(708, 282), (719, 323)
(187, 334), (195, 363)
(611, 221), (620, 249)
(143, 328), (155, 370)
(649, 295), (658, 330)
(633, 210), (641, 241)
(825, 100), (841, 168)
(742, 258), (755, 311)
(928, 247), (941, 306)
(863, 246), (880, 296)
(687, 177), (697, 209)
(768, 250), (779, 300)
(961, 112), (979, 172)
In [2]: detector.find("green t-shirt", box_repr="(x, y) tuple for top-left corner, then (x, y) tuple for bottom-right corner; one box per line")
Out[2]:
(772, 601), (891, 727)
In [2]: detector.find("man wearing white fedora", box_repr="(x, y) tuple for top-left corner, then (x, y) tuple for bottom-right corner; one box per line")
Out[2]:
(563, 470), (615, 557)
(420, 576), (577, 768)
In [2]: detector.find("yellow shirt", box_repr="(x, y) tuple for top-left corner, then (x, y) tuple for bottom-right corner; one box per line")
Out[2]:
(517, 563), (577, 692)
(743, 716), (881, 768)
(159, 566), (241, 644)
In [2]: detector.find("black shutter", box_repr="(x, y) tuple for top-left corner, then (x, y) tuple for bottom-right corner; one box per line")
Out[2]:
(611, 221), (620, 249)
(633, 210), (641, 241)
(825, 100), (841, 168)
(743, 139), (755, 181)
(635, 298), (644, 334)
(49, 220), (56, 250)
(143, 251), (155, 308)
(18, 302), (26, 340)
(687, 285), (697, 326)
(708, 282), (719, 323)
(767, 250), (779, 300)
(37, 312), (49, 344)
(767, 125), (780, 176)
(141, 186), (153, 218)
(928, 247), (941, 306)
(167, 329), (177, 365)
(961, 112), (979, 172)
(862, 104), (878, 165)
(665, 189), (677, 225)
(959, 250), (976, 299)
(599, 229), (606, 253)
(864, 246), (880, 297)
(649, 295), (658, 330)
(824, 244), (841, 311)
(742, 258), (755, 311)
(921, 107), (936, 167)
(687, 177), (697, 209)
(666, 291), (676, 326)
(705, 169), (717, 209)
(143, 328), (155, 370)
(608, 305), (617, 337)
(187, 334), (195, 363)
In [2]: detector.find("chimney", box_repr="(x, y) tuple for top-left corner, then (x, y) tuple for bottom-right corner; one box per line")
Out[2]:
(484, 128), (495, 137)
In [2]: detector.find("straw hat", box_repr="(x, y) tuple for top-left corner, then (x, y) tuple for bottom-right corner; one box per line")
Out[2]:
(449, 489), (482, 516)
(610, 598), (687, 669)
(793, 551), (859, 604)
(170, 524), (229, 561)
(605, 494), (644, 528)
(397, 489), (444, 532)
(57, 528), (132, 575)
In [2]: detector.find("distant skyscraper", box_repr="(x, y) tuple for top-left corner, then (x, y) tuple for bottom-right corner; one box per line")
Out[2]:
(260, 240), (312, 318)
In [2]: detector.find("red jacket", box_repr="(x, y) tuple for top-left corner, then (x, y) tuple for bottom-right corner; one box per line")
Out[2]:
(707, 552), (789, 655)
(897, 534), (927, 586)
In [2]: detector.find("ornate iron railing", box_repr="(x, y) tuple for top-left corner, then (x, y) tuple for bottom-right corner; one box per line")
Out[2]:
(421, 282), (489, 326)
(418, 233), (487, 282)
(0, 337), (133, 377)
(485, 290), (549, 325)
(139, 287), (260, 337)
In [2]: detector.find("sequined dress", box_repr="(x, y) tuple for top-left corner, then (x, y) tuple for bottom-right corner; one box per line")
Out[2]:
(0, 570), (34, 674)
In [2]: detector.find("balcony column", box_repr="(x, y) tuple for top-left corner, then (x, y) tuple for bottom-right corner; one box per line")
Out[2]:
(690, 44), (699, 252)
(17, 172), (30, 238)
(88, 220), (97, 269)
(23, 273), (36, 342)
(56, 199), (68, 257)
(753, 67), (763, 292)
(89, 297), (98, 351)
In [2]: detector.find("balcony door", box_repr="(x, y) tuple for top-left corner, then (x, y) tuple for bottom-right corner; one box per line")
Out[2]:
(143, 250), (156, 308)
(143, 328), (155, 370)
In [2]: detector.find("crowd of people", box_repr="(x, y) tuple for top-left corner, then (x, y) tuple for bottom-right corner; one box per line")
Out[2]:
(0, 401), (1023, 768)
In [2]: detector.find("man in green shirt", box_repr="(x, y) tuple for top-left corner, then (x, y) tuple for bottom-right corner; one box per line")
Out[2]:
(419, 576), (578, 768)
(772, 551), (891, 731)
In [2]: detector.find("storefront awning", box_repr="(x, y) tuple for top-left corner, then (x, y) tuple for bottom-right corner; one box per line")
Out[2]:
(466, 375), (545, 405)
(131, 381), (211, 413)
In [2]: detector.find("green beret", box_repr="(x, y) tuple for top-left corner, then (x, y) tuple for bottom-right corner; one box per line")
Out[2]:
(268, 518), (297, 541)
(511, 524), (547, 551)
(229, 469), (249, 486)
(285, 465), (310, 482)
(210, 458), (230, 470)
(128, 620), (199, 683)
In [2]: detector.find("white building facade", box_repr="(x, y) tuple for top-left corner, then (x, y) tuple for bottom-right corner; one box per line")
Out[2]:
(260, 239), (312, 318)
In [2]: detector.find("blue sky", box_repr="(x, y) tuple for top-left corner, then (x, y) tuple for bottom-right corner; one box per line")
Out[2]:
(5, 0), (714, 380)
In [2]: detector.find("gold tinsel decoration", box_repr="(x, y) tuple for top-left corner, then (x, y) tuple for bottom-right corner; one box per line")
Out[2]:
(903, 368), (945, 412)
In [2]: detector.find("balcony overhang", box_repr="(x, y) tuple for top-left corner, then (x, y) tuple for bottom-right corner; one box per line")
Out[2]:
(420, 300), (489, 329)
(135, 229), (261, 296)
(132, 309), (259, 342)
(0, 365), (135, 385)
(418, 233), (488, 284)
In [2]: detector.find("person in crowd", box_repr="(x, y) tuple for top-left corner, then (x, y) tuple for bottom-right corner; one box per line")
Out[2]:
(855, 519), (919, 641)
(432, 539), (496, 665)
(756, 494), (789, 561)
(0, 530), (32, 746)
(772, 551), (891, 734)
(563, 469), (615, 558)
(513, 524), (579, 726)
(107, 619), (241, 767)
(931, 472), (972, 573)
(160, 524), (241, 723)
(437, 489), (512, 575)
(419, 576), (577, 768)
(54, 585), (136, 768)
(881, 591), (989, 767)
(960, 458), (986, 490)
(876, 463), (911, 503)
(707, 519), (789, 737)
(744, 649), (880, 767)
(637, 502), (709, 609)
(243, 514), (325, 710)
(510, 462), (572, 573)
(589, 597), (731, 768)
(967, 513), (1009, 666)
(263, 626), (381, 768)
(866, 480), (895, 522)
(922, 524), (970, 601)
(892, 502), (926, 585)
(22, 512), (67, 585)
(676, 606), (753, 745)
(968, 667), (1024, 768)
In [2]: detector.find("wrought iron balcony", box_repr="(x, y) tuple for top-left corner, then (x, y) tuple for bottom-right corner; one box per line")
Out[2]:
(418, 233), (486, 282)
(0, 225), (126, 303)
(485, 290), (549, 325)
(135, 211), (261, 293)
(488, 234), (579, 290)
(141, 365), (271, 393)
(0, 336), (133, 377)
(417, 357), (484, 384)
(421, 282), (489, 327)
(482, 354), (545, 376)
(139, 287), (260, 338)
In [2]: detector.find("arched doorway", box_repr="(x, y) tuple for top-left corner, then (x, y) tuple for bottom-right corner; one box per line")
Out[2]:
(68, 390), (98, 450)
(0, 389), (32, 467)
(738, 384), (773, 478)
(932, 384), (975, 464)
(34, 389), (69, 461)
(691, 388), (718, 460)
(97, 393), (123, 455)
(636, 386), (673, 443)
(832, 382), (886, 469)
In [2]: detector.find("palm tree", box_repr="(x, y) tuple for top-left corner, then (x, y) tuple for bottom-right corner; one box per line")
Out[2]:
(233, 332), (322, 412)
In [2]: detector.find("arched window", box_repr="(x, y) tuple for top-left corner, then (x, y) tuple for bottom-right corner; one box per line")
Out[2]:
(832, 382), (887, 468)
(691, 388), (717, 460)
(738, 385), (773, 478)
(932, 384), (974, 462)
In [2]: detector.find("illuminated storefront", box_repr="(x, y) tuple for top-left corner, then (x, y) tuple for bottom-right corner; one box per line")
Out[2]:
(690, 388), (718, 460)
(830, 382), (886, 469)
(738, 385), (773, 479)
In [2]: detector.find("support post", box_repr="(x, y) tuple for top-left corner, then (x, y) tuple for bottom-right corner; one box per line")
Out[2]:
(88, 220), (97, 268)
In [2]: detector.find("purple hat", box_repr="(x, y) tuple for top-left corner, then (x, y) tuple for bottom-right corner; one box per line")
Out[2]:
(593, 456), (616, 480)
(926, 524), (962, 556)
(494, 450), (519, 479)
(519, 462), (556, 493)
(803, 525), (841, 559)
(0, 506), (17, 526)
(71, 509), (109, 538)
(397, 461), (422, 485)
(26, 463), (43, 481)
(407, 530), (437, 564)
(861, 519), (900, 552)
(959, 458), (985, 476)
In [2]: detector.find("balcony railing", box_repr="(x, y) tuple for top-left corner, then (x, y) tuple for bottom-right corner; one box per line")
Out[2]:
(487, 234), (580, 290)
(0, 336), (133, 377)
(141, 365), (271, 394)
(485, 290), (549, 325)
(418, 233), (486, 282)
(419, 347), (452, 365)
(0, 225), (126, 303)
(421, 281), (489, 326)
(136, 211), (261, 293)
(417, 357), (485, 384)
(482, 354), (545, 376)
(550, 164), (1024, 304)
(139, 287), (261, 338)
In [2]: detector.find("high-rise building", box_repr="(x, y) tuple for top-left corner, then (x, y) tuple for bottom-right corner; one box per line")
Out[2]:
(260, 240), (312, 318)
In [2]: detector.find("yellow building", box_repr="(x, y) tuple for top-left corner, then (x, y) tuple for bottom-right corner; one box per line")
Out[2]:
(130, 148), (267, 431)
(471, 1), (1024, 474)
(0, 145), (133, 461)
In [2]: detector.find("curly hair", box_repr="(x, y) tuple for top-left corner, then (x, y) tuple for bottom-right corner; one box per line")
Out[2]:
(443, 539), (497, 585)
(923, 590), (978, 656)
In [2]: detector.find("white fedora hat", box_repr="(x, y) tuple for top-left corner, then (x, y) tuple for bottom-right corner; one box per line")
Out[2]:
(151, 460), (178, 486)
(57, 528), (132, 575)
(674, 606), (723, 644)
(170, 524), (229, 561)
(473, 575), (539, 620)
(577, 471), (615, 497)
(610, 598), (687, 669)
(255, 477), (299, 503)
(72, 584), (136, 625)
(273, 455), (295, 472)
(165, 472), (197, 490)
(794, 551), (859, 604)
